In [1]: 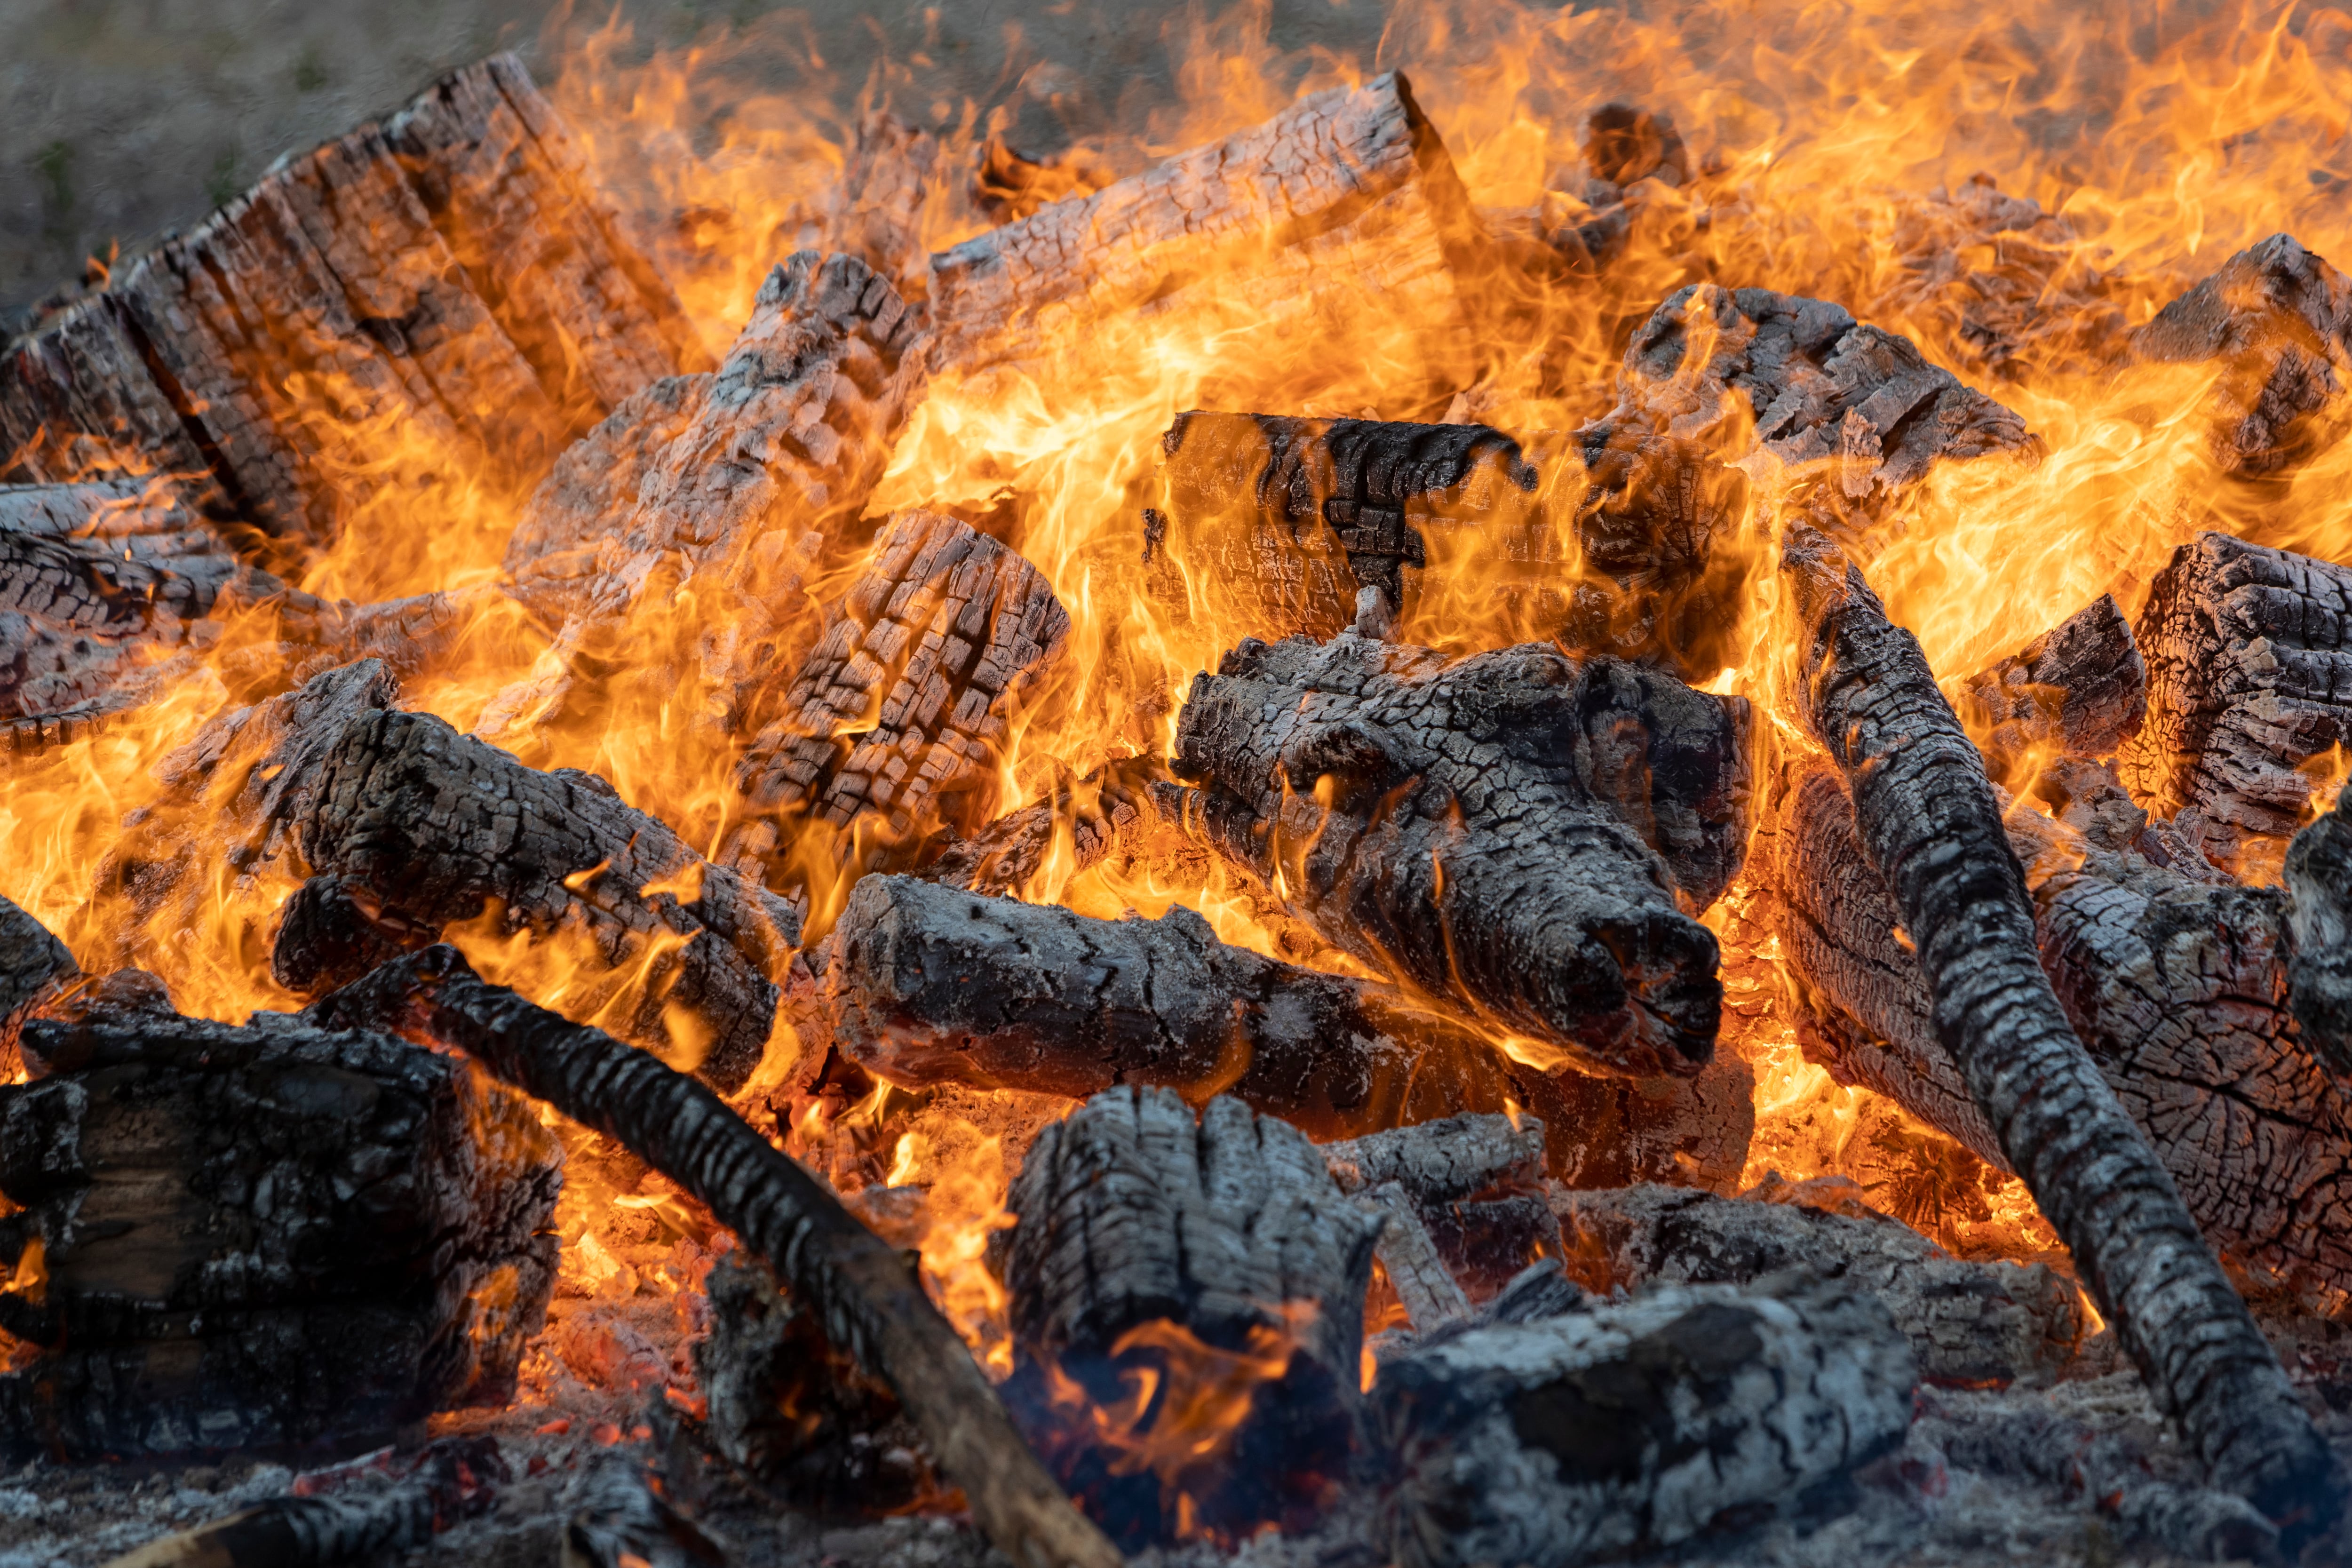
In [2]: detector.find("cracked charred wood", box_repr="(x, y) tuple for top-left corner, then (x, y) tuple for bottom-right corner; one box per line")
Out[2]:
(303, 944), (1120, 1568)
(1606, 284), (2037, 504)
(1000, 1086), (1383, 1545)
(1373, 1273), (1916, 1568)
(102, 1438), (507, 1568)
(827, 111), (941, 300)
(915, 756), (1165, 897)
(2116, 531), (2352, 869)
(1954, 593), (2147, 788)
(692, 1249), (936, 1512)
(1165, 631), (1724, 1075)
(0, 893), (74, 1072)
(1511, 1047), (1756, 1191)
(2285, 801), (2352, 1075)
(828, 873), (1533, 1139)
(1322, 1111), (1546, 1204)
(727, 509), (1072, 868)
(927, 72), (1492, 382)
(1358, 1181), (1472, 1329)
(0, 999), (560, 1461)
(283, 706), (800, 1093)
(2127, 233), (2352, 478)
(1552, 1184), (2083, 1387)
(1783, 521), (2340, 1531)
(1142, 413), (1754, 684)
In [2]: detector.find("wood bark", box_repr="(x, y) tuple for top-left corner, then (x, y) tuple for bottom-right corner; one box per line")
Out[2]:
(303, 944), (1121, 1568)
(1372, 1274), (1916, 1568)
(1780, 521), (2339, 1531)
(1551, 1184), (2083, 1388)
(1143, 413), (1752, 684)
(0, 995), (561, 1461)
(926, 72), (1492, 382)
(727, 509), (1071, 862)
(2116, 530), (2352, 866)
(1953, 592), (2148, 788)
(1000, 1085), (1383, 1545)
(283, 705), (801, 1093)
(2128, 233), (2352, 478)
(1166, 631), (1725, 1075)
(1606, 284), (2037, 503)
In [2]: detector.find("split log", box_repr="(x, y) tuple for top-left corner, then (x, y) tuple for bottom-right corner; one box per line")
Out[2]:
(1607, 284), (2036, 502)
(1372, 1273), (1915, 1568)
(281, 706), (801, 1093)
(1142, 413), (1753, 682)
(1551, 1184), (2082, 1387)
(0, 892), (74, 1071)
(101, 1438), (506, 1568)
(1953, 593), (2147, 787)
(927, 72), (1492, 381)
(1166, 631), (1725, 1075)
(727, 509), (1071, 863)
(999, 1086), (1383, 1544)
(0, 994), (561, 1460)
(2127, 233), (2352, 478)
(1781, 522), (2339, 1531)
(303, 943), (1121, 1568)
(2117, 531), (2352, 867)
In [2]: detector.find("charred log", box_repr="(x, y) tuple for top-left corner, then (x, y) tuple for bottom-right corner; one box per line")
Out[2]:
(1954, 593), (2148, 787)
(2285, 800), (2352, 1074)
(559, 1457), (730, 1568)
(303, 944), (1120, 1568)
(828, 112), (941, 300)
(2117, 530), (2352, 867)
(1167, 631), (1725, 1075)
(283, 706), (800, 1093)
(1511, 1048), (1756, 1191)
(915, 756), (1164, 897)
(0, 999), (560, 1460)
(1552, 1184), (2082, 1387)
(0, 892), (74, 1071)
(1782, 522), (2339, 1530)
(1357, 1181), (1472, 1329)
(1323, 1112), (1566, 1301)
(1372, 1274), (1916, 1568)
(1000, 1086), (1383, 1545)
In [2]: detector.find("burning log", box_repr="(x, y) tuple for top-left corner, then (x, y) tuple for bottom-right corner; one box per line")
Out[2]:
(1166, 631), (1726, 1076)
(280, 706), (801, 1093)
(828, 111), (941, 300)
(1372, 1273), (1916, 1568)
(1608, 284), (2037, 501)
(100, 1437), (506, 1568)
(0, 892), (74, 1069)
(2128, 233), (2352, 478)
(0, 984), (561, 1460)
(1323, 1112), (1565, 1303)
(1552, 1184), (2083, 1387)
(307, 944), (1119, 1568)
(916, 756), (1164, 897)
(1000, 1086), (1383, 1544)
(1781, 522), (2340, 1530)
(1355, 1183), (1472, 1329)
(2116, 531), (2352, 868)
(927, 72), (1492, 381)
(726, 509), (1072, 866)
(1953, 592), (2147, 787)
(1142, 413), (1754, 683)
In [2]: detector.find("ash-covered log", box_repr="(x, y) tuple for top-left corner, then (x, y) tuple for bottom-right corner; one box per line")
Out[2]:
(726, 509), (1071, 867)
(2117, 531), (2352, 867)
(1552, 1184), (2082, 1387)
(305, 944), (1120, 1568)
(1000, 1086), (1383, 1545)
(282, 706), (801, 1093)
(1953, 593), (2147, 787)
(1355, 1182), (1472, 1329)
(1782, 522), (2339, 1531)
(927, 72), (1493, 381)
(0, 987), (560, 1460)
(1373, 1274), (1915, 1568)
(2128, 233), (2352, 478)
(1166, 631), (1726, 1075)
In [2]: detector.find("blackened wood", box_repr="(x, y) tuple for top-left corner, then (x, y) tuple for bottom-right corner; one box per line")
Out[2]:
(1168, 631), (1724, 1075)
(287, 706), (800, 1092)
(0, 892), (73, 1071)
(302, 945), (1121, 1568)
(731, 509), (1071, 856)
(1358, 1181), (1471, 1329)
(0, 1003), (560, 1460)
(1374, 1274), (1915, 1568)
(1609, 285), (2036, 501)
(917, 757), (1163, 897)
(1001, 1086), (1382, 1544)
(1552, 1184), (2082, 1387)
(1954, 593), (2147, 786)
(2117, 531), (2352, 863)
(2129, 233), (2352, 477)
(2285, 801), (2352, 1075)
(1783, 521), (2339, 1529)
(927, 72), (1490, 379)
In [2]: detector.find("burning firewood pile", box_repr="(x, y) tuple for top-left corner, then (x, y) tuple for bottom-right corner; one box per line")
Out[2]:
(10, 14), (2352, 1568)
